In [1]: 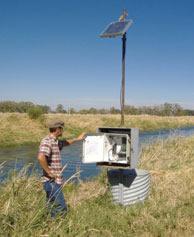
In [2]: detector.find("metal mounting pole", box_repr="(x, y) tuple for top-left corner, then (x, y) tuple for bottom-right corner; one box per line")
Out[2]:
(121, 33), (126, 126)
(119, 169), (124, 203)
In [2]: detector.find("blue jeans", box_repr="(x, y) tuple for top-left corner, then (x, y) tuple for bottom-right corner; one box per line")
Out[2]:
(43, 181), (67, 217)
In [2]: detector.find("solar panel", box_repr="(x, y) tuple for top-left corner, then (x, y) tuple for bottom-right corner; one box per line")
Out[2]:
(100, 20), (133, 38)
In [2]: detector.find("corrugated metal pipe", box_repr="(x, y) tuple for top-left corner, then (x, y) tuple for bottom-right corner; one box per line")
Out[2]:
(108, 169), (150, 206)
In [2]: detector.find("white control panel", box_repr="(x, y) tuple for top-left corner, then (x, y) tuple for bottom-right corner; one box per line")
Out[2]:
(83, 133), (130, 164)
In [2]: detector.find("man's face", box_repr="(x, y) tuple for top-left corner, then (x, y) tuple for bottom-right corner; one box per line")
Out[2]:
(56, 127), (64, 137)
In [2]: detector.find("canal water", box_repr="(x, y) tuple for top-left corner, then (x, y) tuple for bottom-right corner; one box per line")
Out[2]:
(0, 126), (194, 182)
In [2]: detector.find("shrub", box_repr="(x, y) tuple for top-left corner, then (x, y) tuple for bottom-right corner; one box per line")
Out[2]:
(27, 106), (44, 120)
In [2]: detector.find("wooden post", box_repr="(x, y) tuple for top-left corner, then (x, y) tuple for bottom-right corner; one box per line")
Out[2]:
(121, 33), (126, 126)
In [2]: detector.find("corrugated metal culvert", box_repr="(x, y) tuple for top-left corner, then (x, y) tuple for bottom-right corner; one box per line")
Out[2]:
(108, 169), (150, 206)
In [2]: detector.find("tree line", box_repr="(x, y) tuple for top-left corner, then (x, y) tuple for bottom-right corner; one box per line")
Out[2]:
(0, 101), (51, 114)
(0, 101), (194, 116)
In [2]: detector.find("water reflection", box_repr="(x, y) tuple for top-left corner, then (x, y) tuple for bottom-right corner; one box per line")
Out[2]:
(0, 126), (194, 182)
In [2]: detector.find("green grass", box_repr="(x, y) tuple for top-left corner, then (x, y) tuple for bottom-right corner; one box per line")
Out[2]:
(0, 135), (194, 236)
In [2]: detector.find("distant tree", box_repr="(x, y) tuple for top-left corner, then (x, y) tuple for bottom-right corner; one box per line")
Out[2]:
(172, 104), (185, 116)
(152, 105), (162, 116)
(42, 105), (51, 114)
(18, 102), (34, 113)
(124, 105), (139, 115)
(0, 101), (16, 112)
(56, 104), (66, 113)
(68, 108), (76, 114)
(88, 107), (97, 114)
(97, 108), (107, 114)
(79, 108), (108, 114)
(158, 103), (184, 116)
(161, 103), (172, 116)
(184, 109), (194, 116)
(79, 109), (88, 114)
(109, 107), (120, 114)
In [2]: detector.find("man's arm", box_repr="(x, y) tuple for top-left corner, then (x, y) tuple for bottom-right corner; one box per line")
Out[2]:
(63, 132), (86, 146)
(38, 154), (56, 180)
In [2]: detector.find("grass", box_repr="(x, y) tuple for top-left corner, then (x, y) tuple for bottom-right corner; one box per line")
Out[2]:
(0, 135), (193, 236)
(1, 113), (194, 146)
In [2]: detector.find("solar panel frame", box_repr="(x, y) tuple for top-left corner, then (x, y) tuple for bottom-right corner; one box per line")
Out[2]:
(100, 20), (133, 38)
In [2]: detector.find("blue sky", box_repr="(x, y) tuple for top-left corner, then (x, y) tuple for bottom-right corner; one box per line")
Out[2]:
(0, 0), (194, 110)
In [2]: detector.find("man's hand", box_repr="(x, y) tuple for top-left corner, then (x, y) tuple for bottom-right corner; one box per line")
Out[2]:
(48, 172), (56, 181)
(64, 132), (86, 146)
(38, 154), (56, 181)
(76, 132), (86, 141)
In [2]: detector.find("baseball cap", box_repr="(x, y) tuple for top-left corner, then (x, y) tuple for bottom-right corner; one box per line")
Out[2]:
(49, 119), (65, 129)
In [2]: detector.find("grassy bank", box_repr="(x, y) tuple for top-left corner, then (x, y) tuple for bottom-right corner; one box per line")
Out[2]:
(1, 113), (194, 146)
(0, 135), (193, 236)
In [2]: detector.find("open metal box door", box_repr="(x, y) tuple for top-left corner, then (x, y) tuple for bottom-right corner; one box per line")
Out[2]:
(82, 134), (104, 163)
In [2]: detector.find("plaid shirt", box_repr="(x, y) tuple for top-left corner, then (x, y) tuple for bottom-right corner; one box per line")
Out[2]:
(39, 134), (64, 185)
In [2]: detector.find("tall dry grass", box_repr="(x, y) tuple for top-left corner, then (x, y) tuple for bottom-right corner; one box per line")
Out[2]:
(1, 112), (194, 146)
(0, 113), (48, 146)
(0, 135), (193, 236)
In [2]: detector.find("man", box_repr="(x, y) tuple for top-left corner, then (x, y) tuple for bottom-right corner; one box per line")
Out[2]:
(38, 119), (85, 217)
